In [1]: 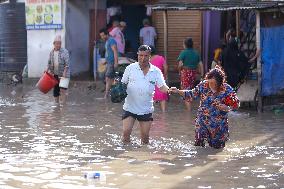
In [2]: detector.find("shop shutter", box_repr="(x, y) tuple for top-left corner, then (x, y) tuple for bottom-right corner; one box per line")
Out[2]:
(152, 10), (202, 74)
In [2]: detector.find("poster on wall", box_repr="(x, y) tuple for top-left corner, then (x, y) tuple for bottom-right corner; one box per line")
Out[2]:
(25, 0), (62, 30)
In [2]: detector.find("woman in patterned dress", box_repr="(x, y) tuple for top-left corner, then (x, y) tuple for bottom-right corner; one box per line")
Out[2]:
(170, 66), (240, 149)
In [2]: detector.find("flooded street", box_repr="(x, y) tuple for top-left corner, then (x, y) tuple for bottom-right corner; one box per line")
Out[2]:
(0, 83), (283, 189)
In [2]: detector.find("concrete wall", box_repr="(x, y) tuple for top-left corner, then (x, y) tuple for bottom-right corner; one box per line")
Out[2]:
(65, 0), (106, 77)
(27, 0), (66, 78)
(27, 0), (106, 78)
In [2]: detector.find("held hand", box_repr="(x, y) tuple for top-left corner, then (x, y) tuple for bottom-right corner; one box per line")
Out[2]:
(114, 63), (119, 69)
(215, 103), (230, 112)
(169, 87), (179, 93)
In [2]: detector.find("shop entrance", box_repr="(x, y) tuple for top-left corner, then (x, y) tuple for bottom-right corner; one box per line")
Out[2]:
(121, 4), (146, 55)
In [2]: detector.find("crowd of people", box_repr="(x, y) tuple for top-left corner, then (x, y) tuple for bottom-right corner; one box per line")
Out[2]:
(46, 22), (261, 149)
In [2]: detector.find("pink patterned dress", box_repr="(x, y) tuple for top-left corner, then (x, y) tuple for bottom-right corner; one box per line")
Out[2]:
(150, 55), (169, 101)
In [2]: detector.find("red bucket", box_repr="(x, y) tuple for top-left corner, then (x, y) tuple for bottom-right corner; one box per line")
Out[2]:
(36, 72), (58, 94)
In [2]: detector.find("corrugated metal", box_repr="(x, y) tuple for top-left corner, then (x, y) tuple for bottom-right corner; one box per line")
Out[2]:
(151, 1), (284, 11)
(152, 10), (201, 72)
(0, 2), (27, 71)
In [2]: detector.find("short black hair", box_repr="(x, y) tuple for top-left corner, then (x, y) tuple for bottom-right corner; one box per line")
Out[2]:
(99, 28), (108, 35)
(184, 38), (193, 48)
(138, 45), (151, 53)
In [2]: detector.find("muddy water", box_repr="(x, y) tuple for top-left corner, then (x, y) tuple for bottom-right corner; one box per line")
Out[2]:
(0, 84), (283, 189)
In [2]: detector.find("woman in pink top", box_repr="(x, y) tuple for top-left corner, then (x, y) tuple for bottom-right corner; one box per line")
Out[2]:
(150, 47), (168, 112)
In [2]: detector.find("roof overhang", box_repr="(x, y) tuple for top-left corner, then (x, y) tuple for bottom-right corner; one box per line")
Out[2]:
(150, 1), (284, 11)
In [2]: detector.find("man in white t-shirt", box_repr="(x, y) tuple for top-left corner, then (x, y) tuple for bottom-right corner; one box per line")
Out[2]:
(139, 18), (157, 47)
(121, 45), (169, 145)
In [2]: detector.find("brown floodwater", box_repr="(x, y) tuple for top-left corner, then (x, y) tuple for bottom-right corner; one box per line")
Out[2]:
(0, 83), (283, 189)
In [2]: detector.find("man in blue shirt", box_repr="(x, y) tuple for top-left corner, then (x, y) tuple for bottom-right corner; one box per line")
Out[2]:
(99, 28), (119, 98)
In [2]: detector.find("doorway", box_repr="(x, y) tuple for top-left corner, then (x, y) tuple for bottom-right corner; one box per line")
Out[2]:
(121, 5), (146, 55)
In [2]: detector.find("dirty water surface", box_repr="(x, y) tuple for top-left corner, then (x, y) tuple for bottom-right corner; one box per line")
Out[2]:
(0, 83), (283, 189)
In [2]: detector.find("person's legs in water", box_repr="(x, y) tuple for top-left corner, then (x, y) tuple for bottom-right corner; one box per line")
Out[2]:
(139, 121), (152, 145)
(209, 140), (226, 149)
(105, 77), (114, 98)
(104, 64), (115, 98)
(60, 88), (67, 104)
(194, 132), (205, 147)
(122, 112), (136, 144)
(160, 100), (166, 112)
(185, 100), (192, 111)
(53, 75), (60, 103)
(194, 126), (208, 147)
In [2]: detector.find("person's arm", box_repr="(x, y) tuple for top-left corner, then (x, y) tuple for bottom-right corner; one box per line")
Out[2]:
(159, 85), (169, 93)
(197, 61), (204, 79)
(46, 51), (52, 72)
(111, 44), (118, 67)
(248, 48), (261, 63)
(169, 87), (186, 98)
(225, 29), (231, 43)
(163, 59), (168, 81)
(177, 51), (184, 73)
(63, 50), (70, 77)
(215, 88), (240, 112)
(139, 29), (143, 45)
(170, 81), (202, 100)
(156, 68), (169, 93)
(121, 65), (130, 85)
(139, 37), (143, 45)
(177, 60), (183, 73)
(153, 27), (157, 41)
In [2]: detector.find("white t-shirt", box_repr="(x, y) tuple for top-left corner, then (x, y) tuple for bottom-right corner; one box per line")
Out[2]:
(139, 26), (157, 47)
(121, 62), (166, 115)
(53, 50), (59, 75)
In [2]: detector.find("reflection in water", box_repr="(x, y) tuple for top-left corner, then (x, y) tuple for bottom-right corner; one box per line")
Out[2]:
(0, 85), (283, 188)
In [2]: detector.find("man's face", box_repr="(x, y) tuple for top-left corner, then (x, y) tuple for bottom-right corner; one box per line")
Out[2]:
(137, 50), (151, 66)
(54, 41), (61, 51)
(99, 32), (107, 41)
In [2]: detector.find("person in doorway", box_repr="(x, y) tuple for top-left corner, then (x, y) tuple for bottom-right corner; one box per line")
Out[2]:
(211, 40), (226, 69)
(119, 21), (127, 33)
(99, 28), (119, 98)
(150, 46), (168, 112)
(121, 45), (169, 145)
(170, 66), (240, 149)
(139, 18), (157, 47)
(221, 38), (250, 90)
(109, 20), (125, 55)
(177, 38), (201, 111)
(47, 35), (70, 104)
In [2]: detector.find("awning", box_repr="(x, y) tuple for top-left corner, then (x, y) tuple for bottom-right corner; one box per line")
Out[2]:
(150, 1), (284, 11)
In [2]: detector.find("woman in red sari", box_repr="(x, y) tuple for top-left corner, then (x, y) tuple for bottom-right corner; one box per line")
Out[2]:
(177, 38), (201, 111)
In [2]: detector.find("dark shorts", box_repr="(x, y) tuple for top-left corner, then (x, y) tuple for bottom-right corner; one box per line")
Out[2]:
(105, 64), (115, 79)
(122, 110), (153, 122)
(53, 75), (67, 97)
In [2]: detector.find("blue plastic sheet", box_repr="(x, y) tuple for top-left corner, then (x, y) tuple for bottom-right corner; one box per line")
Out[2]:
(261, 25), (284, 96)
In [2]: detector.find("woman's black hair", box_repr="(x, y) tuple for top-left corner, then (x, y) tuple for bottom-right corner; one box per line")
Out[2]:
(184, 38), (193, 48)
(99, 28), (108, 35)
(205, 66), (226, 89)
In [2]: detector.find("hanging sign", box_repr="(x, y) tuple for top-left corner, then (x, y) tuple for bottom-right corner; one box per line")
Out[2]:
(25, 0), (62, 30)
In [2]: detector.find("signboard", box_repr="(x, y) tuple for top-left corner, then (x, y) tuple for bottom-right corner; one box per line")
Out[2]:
(25, 0), (62, 30)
